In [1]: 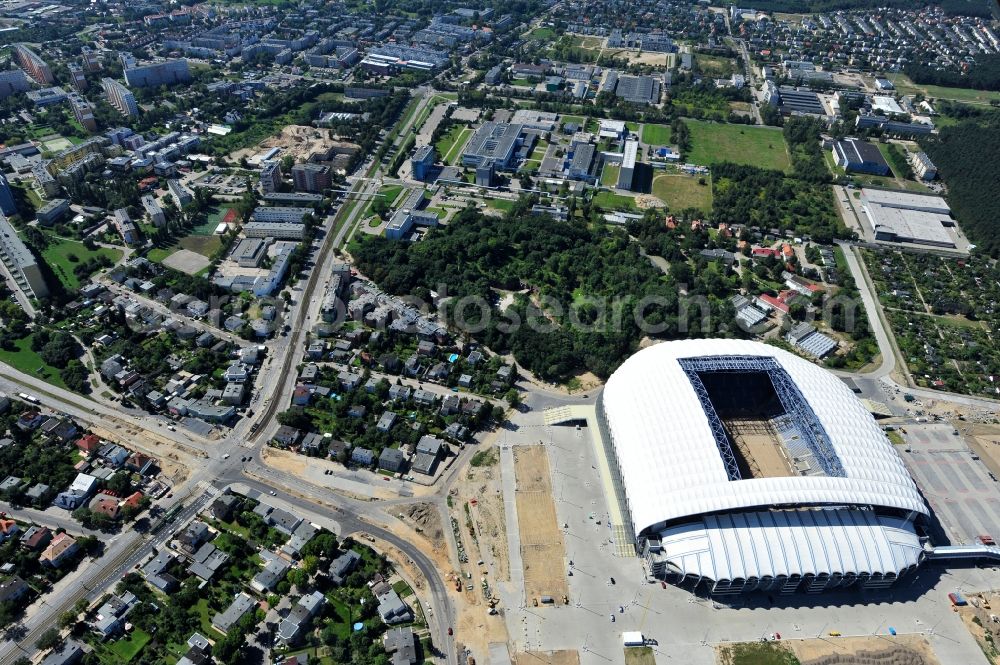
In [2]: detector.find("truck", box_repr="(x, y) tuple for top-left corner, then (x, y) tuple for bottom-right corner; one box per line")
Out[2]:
(623, 631), (645, 647)
(948, 592), (968, 606)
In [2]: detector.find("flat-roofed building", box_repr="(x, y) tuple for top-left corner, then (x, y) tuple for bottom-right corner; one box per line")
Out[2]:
(168, 179), (193, 208)
(142, 195), (166, 226)
(0, 213), (49, 298)
(777, 86), (826, 116)
(67, 92), (97, 132)
(462, 122), (524, 170)
(262, 192), (323, 206)
(0, 69), (32, 98)
(617, 139), (638, 191)
(860, 188), (957, 248)
(230, 237), (268, 267)
(123, 59), (191, 88)
(243, 221), (308, 240)
(291, 163), (331, 193)
(113, 209), (139, 245)
(0, 174), (15, 216)
(102, 78), (138, 118)
(12, 44), (53, 84)
(36, 199), (70, 226)
(909, 151), (937, 181)
(614, 74), (660, 105)
(411, 144), (435, 181)
(832, 138), (890, 176)
(260, 161), (282, 193)
(252, 206), (307, 223)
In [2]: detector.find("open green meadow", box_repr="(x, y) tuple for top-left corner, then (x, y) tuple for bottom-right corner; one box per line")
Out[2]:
(641, 123), (672, 146)
(41, 238), (123, 290)
(686, 121), (791, 172)
(887, 73), (1000, 105)
(652, 174), (713, 213)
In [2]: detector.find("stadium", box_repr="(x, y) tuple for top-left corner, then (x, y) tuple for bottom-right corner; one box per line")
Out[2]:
(596, 339), (929, 596)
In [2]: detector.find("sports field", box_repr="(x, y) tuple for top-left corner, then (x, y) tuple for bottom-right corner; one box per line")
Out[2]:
(686, 121), (791, 172)
(652, 174), (713, 213)
(640, 123), (672, 146)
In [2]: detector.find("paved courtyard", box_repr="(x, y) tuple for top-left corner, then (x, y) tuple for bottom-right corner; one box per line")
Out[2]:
(491, 393), (1000, 665)
(900, 422), (1000, 545)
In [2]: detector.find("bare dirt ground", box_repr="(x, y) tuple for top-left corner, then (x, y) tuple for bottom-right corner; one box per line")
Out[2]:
(956, 591), (1000, 664)
(260, 447), (398, 501)
(513, 651), (580, 665)
(727, 419), (795, 478)
(514, 446), (568, 603)
(231, 125), (358, 162)
(402, 502), (446, 554)
(787, 635), (942, 664)
(964, 423), (1000, 480)
(455, 445), (509, 581)
(88, 422), (192, 484)
(635, 194), (666, 209)
(162, 248), (211, 275)
(606, 49), (670, 67)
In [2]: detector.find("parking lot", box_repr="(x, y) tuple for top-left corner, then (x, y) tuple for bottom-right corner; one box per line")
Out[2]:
(900, 422), (1000, 545)
(493, 395), (1000, 665)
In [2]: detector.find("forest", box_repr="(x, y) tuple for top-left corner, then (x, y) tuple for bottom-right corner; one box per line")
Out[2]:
(351, 204), (739, 382)
(905, 55), (1000, 92)
(709, 163), (847, 243)
(920, 115), (1000, 256)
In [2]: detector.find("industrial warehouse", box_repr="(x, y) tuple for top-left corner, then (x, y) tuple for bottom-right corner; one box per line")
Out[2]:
(860, 188), (960, 249)
(595, 340), (930, 596)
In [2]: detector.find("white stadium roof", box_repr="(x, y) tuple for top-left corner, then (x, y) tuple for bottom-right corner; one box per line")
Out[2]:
(601, 339), (928, 540)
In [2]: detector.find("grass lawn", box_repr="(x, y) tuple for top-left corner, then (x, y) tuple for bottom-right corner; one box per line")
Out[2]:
(392, 580), (414, 598)
(178, 235), (223, 257)
(194, 598), (224, 638)
(641, 123), (672, 146)
(652, 174), (713, 213)
(40, 238), (123, 290)
(486, 199), (515, 212)
(716, 641), (800, 665)
(104, 628), (152, 663)
(561, 115), (586, 128)
(147, 247), (179, 263)
(694, 53), (738, 77)
(528, 26), (556, 40)
(601, 164), (621, 187)
(887, 73), (1000, 105)
(686, 121), (791, 172)
(436, 126), (472, 165)
(0, 334), (67, 389)
(624, 647), (656, 665)
(593, 190), (636, 211)
(325, 595), (353, 639)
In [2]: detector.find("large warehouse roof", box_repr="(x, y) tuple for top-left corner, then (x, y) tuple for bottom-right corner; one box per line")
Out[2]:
(601, 339), (927, 539)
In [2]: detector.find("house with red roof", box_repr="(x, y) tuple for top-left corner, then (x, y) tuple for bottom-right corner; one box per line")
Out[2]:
(89, 493), (120, 519)
(76, 434), (101, 455)
(756, 294), (790, 314)
(752, 247), (780, 259)
(39, 532), (79, 568)
(0, 519), (19, 544)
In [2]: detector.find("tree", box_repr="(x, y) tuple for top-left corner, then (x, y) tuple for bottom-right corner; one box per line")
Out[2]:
(504, 389), (521, 408)
(35, 627), (60, 651)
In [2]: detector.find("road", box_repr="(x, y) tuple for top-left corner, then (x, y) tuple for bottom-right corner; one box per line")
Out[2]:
(0, 81), (461, 665)
(96, 279), (252, 348)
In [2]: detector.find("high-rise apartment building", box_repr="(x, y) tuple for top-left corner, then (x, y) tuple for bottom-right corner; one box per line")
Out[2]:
(102, 78), (139, 118)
